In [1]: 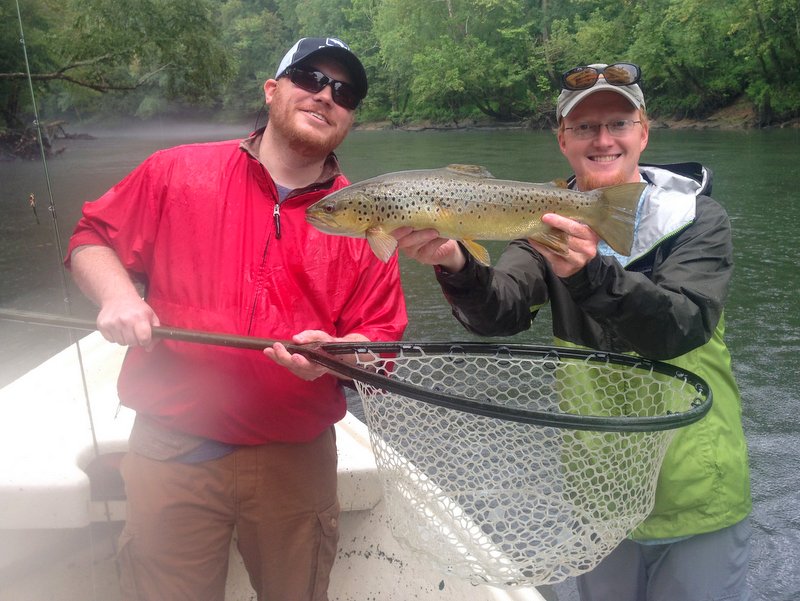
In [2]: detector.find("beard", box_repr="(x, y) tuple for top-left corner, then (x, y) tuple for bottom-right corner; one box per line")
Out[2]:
(267, 87), (351, 158)
(577, 171), (630, 191)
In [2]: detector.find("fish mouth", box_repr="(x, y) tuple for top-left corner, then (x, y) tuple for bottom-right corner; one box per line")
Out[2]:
(306, 212), (369, 238)
(305, 213), (331, 228)
(305, 212), (342, 233)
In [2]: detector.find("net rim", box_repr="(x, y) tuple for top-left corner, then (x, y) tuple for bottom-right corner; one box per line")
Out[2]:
(321, 341), (712, 433)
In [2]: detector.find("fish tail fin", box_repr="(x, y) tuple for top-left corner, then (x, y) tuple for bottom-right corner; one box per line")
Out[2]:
(590, 182), (647, 255)
(461, 239), (491, 266)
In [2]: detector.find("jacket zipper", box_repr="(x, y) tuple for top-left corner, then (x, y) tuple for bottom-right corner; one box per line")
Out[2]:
(248, 200), (281, 333)
(247, 235), (271, 334)
(273, 201), (281, 239)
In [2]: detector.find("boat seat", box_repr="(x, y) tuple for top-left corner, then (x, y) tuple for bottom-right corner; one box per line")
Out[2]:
(0, 332), (383, 529)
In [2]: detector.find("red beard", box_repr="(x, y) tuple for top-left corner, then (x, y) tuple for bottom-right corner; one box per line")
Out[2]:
(578, 171), (631, 191)
(267, 87), (350, 158)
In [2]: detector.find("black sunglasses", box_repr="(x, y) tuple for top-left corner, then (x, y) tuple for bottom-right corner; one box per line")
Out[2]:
(283, 66), (361, 110)
(561, 63), (641, 91)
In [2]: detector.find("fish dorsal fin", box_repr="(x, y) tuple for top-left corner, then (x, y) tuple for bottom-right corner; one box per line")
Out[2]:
(540, 179), (570, 189)
(445, 164), (495, 178)
(461, 239), (491, 266)
(365, 226), (398, 262)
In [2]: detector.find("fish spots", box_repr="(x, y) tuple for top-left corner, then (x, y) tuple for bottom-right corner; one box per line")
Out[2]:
(306, 169), (643, 256)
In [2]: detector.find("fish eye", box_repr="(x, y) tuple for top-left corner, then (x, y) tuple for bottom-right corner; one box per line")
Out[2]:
(323, 203), (335, 213)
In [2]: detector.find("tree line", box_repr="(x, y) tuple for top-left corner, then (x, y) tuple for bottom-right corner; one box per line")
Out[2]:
(1, 0), (798, 134)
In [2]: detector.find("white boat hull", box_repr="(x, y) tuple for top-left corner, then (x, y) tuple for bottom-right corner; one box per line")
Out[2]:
(0, 333), (544, 600)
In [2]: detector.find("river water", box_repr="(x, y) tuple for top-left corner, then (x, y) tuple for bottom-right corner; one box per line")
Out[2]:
(0, 123), (797, 600)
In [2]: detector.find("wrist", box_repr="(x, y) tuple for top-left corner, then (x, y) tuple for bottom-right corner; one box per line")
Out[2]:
(434, 258), (466, 276)
(436, 246), (468, 274)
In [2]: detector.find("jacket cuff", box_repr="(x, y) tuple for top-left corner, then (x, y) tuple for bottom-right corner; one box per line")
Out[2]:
(561, 254), (602, 301)
(434, 248), (481, 295)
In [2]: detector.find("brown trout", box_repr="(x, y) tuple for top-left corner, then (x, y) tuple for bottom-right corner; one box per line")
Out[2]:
(306, 164), (646, 265)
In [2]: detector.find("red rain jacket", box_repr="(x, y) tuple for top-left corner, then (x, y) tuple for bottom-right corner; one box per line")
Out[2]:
(66, 134), (407, 444)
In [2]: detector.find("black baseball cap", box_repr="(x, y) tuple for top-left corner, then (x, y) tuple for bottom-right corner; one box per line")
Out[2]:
(275, 37), (368, 100)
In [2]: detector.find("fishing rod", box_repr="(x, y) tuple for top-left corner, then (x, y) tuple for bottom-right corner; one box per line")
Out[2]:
(13, 3), (120, 579)
(14, 0), (95, 422)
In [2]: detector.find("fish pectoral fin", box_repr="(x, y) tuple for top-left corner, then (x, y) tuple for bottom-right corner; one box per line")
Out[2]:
(531, 227), (570, 256)
(461, 239), (491, 266)
(366, 227), (398, 262)
(445, 164), (495, 179)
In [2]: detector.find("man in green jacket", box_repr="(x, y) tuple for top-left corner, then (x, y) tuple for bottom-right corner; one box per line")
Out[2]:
(393, 62), (751, 600)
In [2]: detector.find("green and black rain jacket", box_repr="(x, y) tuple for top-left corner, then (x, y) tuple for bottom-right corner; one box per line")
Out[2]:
(435, 163), (751, 540)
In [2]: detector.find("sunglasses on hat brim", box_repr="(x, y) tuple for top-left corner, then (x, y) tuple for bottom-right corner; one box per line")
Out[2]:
(561, 63), (641, 91)
(283, 66), (361, 110)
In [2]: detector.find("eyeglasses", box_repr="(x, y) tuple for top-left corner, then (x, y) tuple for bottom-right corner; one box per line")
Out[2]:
(283, 67), (361, 110)
(561, 63), (641, 91)
(563, 120), (642, 139)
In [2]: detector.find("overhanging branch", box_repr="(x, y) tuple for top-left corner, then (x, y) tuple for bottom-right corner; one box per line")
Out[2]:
(0, 56), (173, 93)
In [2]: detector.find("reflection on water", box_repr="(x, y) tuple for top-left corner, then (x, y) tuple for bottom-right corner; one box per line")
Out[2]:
(0, 124), (798, 600)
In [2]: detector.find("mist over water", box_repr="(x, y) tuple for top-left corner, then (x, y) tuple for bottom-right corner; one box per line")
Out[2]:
(0, 123), (797, 600)
(0, 121), (253, 385)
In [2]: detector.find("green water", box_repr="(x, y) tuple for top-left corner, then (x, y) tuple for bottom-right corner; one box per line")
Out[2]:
(0, 124), (797, 600)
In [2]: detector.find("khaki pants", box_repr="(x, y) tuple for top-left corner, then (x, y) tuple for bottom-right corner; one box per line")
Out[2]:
(117, 427), (339, 601)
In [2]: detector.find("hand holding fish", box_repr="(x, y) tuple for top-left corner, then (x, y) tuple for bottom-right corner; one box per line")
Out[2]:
(392, 227), (466, 273)
(264, 330), (370, 381)
(528, 214), (600, 277)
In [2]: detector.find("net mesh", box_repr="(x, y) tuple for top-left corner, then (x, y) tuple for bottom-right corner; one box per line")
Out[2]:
(352, 345), (708, 587)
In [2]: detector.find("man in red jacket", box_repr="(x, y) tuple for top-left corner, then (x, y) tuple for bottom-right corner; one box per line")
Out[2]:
(67, 37), (407, 601)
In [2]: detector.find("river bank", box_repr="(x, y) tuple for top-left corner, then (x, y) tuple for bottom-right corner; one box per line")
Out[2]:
(355, 98), (800, 132)
(1, 98), (798, 160)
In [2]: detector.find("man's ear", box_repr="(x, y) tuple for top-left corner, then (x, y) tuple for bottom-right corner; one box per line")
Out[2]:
(639, 123), (649, 152)
(263, 79), (278, 105)
(557, 128), (568, 155)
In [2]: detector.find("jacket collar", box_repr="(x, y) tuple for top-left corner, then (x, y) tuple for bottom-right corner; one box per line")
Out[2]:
(571, 163), (705, 266)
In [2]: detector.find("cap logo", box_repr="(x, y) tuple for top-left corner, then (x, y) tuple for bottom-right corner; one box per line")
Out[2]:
(323, 37), (349, 50)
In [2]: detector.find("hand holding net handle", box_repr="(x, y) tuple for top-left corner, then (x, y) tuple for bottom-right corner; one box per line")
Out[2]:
(0, 308), (712, 432)
(0, 307), (366, 377)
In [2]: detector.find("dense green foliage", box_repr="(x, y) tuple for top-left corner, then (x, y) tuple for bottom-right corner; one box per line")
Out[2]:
(2, 0), (799, 128)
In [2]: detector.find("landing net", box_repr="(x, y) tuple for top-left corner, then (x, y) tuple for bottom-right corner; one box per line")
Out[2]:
(350, 343), (711, 587)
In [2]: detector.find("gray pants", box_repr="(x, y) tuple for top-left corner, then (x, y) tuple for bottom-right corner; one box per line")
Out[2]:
(576, 518), (751, 601)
